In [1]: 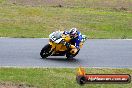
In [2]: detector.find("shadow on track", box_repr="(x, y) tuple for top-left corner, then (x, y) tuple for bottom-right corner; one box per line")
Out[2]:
(40, 57), (80, 63)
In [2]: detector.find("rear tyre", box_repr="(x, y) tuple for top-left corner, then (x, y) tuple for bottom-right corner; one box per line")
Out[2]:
(40, 44), (52, 58)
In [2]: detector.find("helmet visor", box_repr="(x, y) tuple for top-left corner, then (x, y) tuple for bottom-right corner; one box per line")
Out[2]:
(70, 33), (77, 38)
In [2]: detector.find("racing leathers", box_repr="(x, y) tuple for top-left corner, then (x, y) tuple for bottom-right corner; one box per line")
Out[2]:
(63, 31), (82, 49)
(49, 30), (83, 55)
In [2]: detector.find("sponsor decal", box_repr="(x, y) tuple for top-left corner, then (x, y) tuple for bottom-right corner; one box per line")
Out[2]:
(76, 67), (131, 85)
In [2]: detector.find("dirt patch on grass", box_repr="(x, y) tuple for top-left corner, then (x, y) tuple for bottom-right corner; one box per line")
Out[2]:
(5, 0), (132, 10)
(0, 82), (36, 88)
(7, 0), (64, 7)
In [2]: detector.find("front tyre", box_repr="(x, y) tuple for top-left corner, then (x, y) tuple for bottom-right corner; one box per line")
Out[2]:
(40, 44), (52, 58)
(66, 49), (80, 59)
(66, 53), (74, 59)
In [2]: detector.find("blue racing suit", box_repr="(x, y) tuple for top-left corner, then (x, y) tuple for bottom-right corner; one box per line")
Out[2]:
(63, 31), (82, 49)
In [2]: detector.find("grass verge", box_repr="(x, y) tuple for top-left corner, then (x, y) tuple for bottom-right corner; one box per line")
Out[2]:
(0, 0), (132, 38)
(0, 68), (132, 88)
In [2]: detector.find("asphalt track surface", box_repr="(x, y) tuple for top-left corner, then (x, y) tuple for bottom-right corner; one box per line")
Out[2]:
(0, 38), (132, 68)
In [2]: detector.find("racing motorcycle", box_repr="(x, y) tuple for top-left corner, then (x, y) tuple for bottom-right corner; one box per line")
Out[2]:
(40, 31), (87, 59)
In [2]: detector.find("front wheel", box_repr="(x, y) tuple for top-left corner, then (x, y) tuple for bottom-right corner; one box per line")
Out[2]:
(40, 44), (52, 58)
(66, 49), (80, 59)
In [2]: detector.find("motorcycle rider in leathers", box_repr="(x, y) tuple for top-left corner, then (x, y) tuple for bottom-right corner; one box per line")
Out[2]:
(63, 28), (83, 56)
(49, 28), (84, 58)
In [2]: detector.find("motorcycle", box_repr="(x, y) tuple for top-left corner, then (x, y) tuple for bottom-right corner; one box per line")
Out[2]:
(40, 31), (87, 59)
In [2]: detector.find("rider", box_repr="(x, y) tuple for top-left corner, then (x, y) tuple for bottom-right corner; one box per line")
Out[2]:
(63, 28), (83, 54)
(49, 28), (84, 55)
(69, 28), (82, 49)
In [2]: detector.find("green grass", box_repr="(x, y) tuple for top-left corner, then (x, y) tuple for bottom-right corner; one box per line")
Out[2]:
(0, 68), (132, 88)
(0, 0), (5, 3)
(0, 0), (132, 38)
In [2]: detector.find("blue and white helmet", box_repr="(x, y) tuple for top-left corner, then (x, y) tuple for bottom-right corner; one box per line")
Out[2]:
(69, 28), (78, 38)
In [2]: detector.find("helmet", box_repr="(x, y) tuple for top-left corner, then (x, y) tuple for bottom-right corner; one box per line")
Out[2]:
(69, 28), (78, 38)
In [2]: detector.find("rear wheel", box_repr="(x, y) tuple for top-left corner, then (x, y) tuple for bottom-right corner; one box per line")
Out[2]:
(40, 44), (52, 58)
